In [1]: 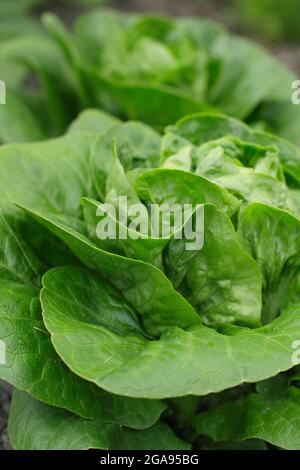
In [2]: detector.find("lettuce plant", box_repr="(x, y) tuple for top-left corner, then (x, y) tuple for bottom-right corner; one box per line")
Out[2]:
(0, 108), (300, 450)
(1, 8), (300, 145)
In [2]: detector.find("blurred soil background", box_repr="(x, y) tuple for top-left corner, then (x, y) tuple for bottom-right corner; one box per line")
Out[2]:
(1, 0), (300, 450)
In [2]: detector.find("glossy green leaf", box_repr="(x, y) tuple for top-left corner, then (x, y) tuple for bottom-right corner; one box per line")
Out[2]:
(40, 264), (300, 399)
(166, 204), (262, 326)
(238, 203), (300, 324)
(9, 391), (188, 450)
(0, 271), (164, 428)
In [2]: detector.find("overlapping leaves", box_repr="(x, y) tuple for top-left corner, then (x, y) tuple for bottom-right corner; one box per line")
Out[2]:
(0, 110), (299, 449)
(1, 8), (300, 143)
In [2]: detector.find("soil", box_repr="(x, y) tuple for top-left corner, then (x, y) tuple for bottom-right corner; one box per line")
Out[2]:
(0, 0), (299, 451)
(0, 382), (12, 450)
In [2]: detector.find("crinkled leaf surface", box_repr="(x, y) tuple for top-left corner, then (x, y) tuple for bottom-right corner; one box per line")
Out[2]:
(166, 204), (262, 326)
(0, 271), (164, 428)
(22, 206), (201, 335)
(171, 113), (300, 184)
(0, 133), (95, 220)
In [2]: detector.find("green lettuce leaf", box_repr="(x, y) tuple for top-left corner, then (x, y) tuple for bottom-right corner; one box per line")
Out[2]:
(0, 90), (45, 143)
(166, 204), (262, 326)
(38, 262), (300, 399)
(0, 271), (165, 428)
(9, 391), (188, 450)
(238, 203), (300, 324)
(91, 122), (161, 199)
(194, 386), (300, 450)
(67, 109), (120, 135)
(171, 113), (300, 185)
(22, 207), (201, 335)
(129, 168), (239, 217)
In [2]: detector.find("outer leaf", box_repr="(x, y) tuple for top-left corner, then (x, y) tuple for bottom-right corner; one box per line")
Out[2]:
(69, 72), (211, 133)
(0, 133), (95, 219)
(0, 210), (165, 429)
(67, 109), (120, 135)
(104, 81), (210, 130)
(0, 91), (45, 143)
(0, 210), (43, 285)
(252, 100), (300, 147)
(194, 387), (300, 450)
(238, 203), (300, 324)
(210, 37), (294, 119)
(9, 391), (188, 450)
(0, 270), (165, 428)
(41, 12), (91, 107)
(41, 264), (300, 399)
(0, 34), (79, 135)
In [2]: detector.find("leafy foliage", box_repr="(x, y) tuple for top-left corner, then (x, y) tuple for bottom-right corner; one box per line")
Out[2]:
(1, 0), (300, 453)
(0, 108), (299, 449)
(1, 8), (300, 144)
